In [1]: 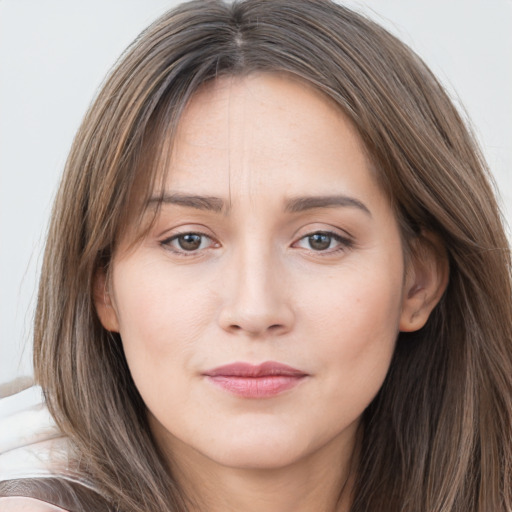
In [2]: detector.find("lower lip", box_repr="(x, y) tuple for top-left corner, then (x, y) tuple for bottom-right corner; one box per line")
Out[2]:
(206, 375), (305, 398)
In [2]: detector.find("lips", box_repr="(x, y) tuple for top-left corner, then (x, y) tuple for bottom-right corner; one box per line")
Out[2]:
(203, 361), (308, 398)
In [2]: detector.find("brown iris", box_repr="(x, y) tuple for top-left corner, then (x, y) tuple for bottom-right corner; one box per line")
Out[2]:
(308, 233), (332, 251)
(177, 234), (203, 251)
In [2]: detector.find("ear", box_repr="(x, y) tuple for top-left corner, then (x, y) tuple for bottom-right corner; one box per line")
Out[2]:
(93, 268), (120, 333)
(399, 231), (449, 332)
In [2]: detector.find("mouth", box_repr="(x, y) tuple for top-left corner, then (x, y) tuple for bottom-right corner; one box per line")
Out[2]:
(202, 361), (308, 398)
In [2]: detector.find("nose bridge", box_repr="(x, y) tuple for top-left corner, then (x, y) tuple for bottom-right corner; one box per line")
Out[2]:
(218, 233), (293, 336)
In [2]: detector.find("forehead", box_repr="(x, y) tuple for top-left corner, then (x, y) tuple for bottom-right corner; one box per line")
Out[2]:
(157, 73), (380, 207)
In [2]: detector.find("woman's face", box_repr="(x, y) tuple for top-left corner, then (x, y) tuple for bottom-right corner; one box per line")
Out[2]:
(97, 74), (419, 472)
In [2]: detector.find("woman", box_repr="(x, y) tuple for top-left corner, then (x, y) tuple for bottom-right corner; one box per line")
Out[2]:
(1, 0), (511, 510)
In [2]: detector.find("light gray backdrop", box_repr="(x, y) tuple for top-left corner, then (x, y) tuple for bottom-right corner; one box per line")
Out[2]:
(1, 0), (511, 385)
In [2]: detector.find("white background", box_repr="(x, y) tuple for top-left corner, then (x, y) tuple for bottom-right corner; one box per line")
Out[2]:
(1, 0), (511, 385)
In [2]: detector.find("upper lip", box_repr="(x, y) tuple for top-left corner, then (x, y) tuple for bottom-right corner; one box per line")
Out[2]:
(203, 361), (307, 378)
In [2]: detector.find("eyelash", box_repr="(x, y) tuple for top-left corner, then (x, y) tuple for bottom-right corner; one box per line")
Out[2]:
(160, 230), (353, 257)
(293, 231), (354, 255)
(160, 232), (217, 256)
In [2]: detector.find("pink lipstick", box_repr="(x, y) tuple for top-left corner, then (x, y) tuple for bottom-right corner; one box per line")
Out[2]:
(203, 361), (308, 398)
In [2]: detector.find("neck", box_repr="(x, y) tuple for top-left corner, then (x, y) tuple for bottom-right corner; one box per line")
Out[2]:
(161, 425), (360, 512)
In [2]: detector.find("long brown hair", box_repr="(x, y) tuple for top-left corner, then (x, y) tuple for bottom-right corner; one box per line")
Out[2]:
(34, 1), (512, 510)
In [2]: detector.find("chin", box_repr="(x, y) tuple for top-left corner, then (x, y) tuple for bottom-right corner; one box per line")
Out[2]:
(196, 422), (324, 471)
(212, 442), (304, 471)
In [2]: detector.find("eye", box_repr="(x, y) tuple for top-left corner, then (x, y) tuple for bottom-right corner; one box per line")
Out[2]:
(161, 232), (216, 253)
(294, 231), (352, 253)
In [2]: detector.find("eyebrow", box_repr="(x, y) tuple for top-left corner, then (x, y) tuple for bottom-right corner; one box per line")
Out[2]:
(148, 193), (225, 213)
(148, 193), (371, 216)
(284, 195), (371, 216)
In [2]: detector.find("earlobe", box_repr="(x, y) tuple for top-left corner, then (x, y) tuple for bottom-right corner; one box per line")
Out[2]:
(93, 269), (120, 333)
(399, 232), (449, 332)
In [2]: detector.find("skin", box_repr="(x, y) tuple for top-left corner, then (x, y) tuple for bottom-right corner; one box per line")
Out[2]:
(96, 73), (447, 512)
(0, 497), (67, 511)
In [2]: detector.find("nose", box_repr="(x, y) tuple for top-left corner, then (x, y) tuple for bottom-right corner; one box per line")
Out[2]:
(217, 244), (295, 337)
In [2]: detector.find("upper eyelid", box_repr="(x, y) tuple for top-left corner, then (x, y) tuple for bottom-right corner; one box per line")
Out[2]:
(294, 231), (352, 246)
(159, 232), (351, 258)
(161, 231), (212, 242)
(161, 232), (217, 251)
(157, 225), (354, 246)
(159, 224), (216, 241)
(159, 232), (218, 257)
(159, 228), (350, 240)
(292, 225), (354, 242)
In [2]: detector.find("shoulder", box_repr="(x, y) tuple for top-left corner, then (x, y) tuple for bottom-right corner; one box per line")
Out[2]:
(0, 478), (113, 512)
(0, 496), (69, 511)
(0, 386), (113, 511)
(0, 385), (70, 482)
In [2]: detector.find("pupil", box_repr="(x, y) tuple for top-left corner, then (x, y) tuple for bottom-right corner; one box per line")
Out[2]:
(178, 234), (202, 251)
(309, 233), (331, 250)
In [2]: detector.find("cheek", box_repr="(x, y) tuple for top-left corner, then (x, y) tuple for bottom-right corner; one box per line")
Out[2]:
(110, 259), (220, 379)
(110, 262), (220, 423)
(115, 260), (209, 332)
(298, 261), (403, 392)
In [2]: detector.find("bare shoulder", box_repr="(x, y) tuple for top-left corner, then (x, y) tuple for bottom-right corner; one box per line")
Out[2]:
(0, 496), (69, 511)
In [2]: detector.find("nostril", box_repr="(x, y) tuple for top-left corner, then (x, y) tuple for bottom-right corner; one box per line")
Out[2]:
(228, 323), (284, 335)
(218, 299), (294, 337)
